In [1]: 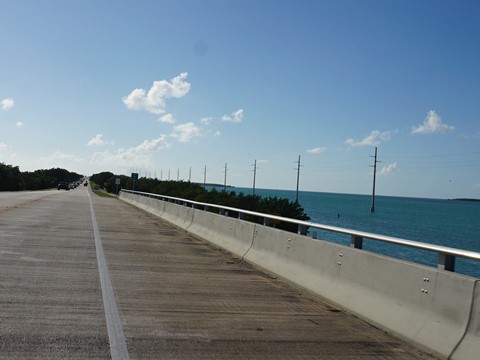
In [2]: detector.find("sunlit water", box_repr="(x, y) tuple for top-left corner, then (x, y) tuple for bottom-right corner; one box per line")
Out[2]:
(233, 187), (480, 278)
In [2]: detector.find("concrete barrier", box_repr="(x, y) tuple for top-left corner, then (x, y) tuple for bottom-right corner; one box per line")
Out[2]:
(186, 209), (256, 258)
(119, 192), (479, 360)
(244, 225), (477, 358)
(450, 280), (480, 360)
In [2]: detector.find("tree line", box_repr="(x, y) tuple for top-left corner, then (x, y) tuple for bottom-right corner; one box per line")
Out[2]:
(90, 171), (311, 232)
(0, 163), (83, 191)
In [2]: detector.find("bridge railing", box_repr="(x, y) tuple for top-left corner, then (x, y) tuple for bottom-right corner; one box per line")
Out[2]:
(120, 189), (480, 274)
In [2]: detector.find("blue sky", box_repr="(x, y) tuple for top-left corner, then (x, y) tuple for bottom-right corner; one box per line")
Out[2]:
(1, 0), (479, 199)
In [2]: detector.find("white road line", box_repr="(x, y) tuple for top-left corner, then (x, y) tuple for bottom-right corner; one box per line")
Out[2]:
(88, 192), (130, 360)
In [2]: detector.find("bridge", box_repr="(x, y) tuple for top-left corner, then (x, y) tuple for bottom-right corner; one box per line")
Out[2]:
(0, 186), (478, 359)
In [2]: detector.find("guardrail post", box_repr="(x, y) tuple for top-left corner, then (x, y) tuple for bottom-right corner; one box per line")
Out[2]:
(264, 217), (272, 227)
(238, 212), (245, 220)
(219, 209), (226, 216)
(351, 235), (363, 249)
(298, 224), (307, 235)
(438, 253), (456, 272)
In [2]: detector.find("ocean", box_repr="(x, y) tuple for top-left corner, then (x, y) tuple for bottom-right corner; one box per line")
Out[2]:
(233, 187), (480, 278)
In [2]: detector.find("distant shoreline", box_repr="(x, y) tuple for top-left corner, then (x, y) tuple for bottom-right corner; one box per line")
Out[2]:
(449, 198), (480, 202)
(197, 182), (235, 189)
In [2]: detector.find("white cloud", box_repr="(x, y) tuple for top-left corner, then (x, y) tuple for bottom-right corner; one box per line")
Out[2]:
(16, 121), (25, 128)
(122, 72), (191, 115)
(345, 130), (391, 147)
(91, 136), (170, 171)
(135, 136), (170, 152)
(214, 130), (221, 137)
(87, 134), (110, 146)
(1, 98), (14, 110)
(307, 147), (326, 154)
(201, 117), (212, 125)
(380, 162), (398, 175)
(171, 122), (201, 143)
(159, 113), (175, 123)
(38, 151), (85, 169)
(222, 108), (244, 123)
(411, 110), (454, 134)
(0, 142), (8, 151)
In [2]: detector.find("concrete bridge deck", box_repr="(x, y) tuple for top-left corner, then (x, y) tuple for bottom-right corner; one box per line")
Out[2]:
(0, 188), (437, 359)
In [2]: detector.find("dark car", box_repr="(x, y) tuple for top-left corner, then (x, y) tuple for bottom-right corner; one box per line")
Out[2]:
(57, 182), (69, 190)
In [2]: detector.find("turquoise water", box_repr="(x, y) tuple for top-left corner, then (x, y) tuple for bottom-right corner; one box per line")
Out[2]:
(234, 187), (480, 278)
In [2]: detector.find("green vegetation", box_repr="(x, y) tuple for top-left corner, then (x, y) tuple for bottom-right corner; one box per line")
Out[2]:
(90, 172), (310, 232)
(0, 163), (83, 191)
(90, 182), (115, 197)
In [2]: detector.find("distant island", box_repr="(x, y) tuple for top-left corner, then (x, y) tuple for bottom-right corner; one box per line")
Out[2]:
(449, 198), (480, 202)
(195, 182), (235, 189)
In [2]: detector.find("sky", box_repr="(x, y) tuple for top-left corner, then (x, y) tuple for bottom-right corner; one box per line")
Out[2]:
(1, 0), (479, 199)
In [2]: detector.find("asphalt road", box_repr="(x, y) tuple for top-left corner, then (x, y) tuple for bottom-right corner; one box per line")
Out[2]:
(0, 187), (439, 359)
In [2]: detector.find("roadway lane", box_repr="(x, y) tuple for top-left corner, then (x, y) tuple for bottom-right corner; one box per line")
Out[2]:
(0, 189), (60, 212)
(1, 187), (438, 359)
(0, 187), (110, 359)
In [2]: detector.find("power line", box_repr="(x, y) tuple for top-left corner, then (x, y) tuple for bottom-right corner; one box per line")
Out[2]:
(382, 151), (480, 159)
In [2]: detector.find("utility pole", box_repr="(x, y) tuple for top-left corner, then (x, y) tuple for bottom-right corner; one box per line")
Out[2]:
(177, 168), (179, 181)
(189, 166), (192, 182)
(370, 146), (380, 213)
(168, 169), (170, 181)
(295, 155), (301, 203)
(203, 165), (207, 189)
(252, 159), (257, 196)
(223, 163), (228, 191)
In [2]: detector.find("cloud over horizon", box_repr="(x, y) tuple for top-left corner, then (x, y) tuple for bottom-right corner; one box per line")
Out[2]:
(38, 151), (85, 170)
(380, 162), (398, 175)
(222, 109), (244, 123)
(307, 147), (326, 154)
(159, 113), (175, 123)
(171, 122), (201, 143)
(87, 134), (109, 146)
(345, 130), (391, 147)
(91, 136), (170, 172)
(1, 98), (15, 110)
(411, 110), (454, 134)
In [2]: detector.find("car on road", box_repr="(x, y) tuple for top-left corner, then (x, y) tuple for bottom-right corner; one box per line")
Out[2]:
(57, 182), (69, 190)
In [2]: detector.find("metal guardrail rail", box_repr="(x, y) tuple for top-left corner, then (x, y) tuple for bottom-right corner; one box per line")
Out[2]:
(121, 189), (480, 273)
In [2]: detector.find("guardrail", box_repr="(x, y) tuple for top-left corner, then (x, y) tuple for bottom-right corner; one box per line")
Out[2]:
(120, 189), (480, 274)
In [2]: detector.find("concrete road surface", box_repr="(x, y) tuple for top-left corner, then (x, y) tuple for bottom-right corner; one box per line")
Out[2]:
(0, 187), (438, 359)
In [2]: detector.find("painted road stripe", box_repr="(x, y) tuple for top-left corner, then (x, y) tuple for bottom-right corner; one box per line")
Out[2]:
(88, 192), (130, 360)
